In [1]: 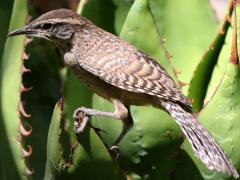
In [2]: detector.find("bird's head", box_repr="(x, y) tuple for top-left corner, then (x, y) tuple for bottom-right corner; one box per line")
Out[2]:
(8, 9), (90, 44)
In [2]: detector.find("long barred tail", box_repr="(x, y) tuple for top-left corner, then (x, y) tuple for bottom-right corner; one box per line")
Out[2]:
(160, 101), (239, 178)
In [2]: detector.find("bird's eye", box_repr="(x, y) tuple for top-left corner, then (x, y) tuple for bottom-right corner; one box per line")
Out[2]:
(41, 23), (52, 30)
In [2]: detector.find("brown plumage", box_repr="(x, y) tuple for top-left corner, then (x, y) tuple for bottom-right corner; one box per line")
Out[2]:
(8, 9), (239, 178)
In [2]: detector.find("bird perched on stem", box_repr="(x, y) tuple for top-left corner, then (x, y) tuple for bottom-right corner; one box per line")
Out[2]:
(8, 9), (239, 178)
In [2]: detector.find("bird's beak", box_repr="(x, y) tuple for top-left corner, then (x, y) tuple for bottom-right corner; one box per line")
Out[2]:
(8, 25), (33, 37)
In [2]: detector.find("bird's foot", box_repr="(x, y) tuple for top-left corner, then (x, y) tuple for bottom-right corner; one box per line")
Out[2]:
(73, 107), (90, 118)
(109, 145), (120, 159)
(73, 108), (89, 133)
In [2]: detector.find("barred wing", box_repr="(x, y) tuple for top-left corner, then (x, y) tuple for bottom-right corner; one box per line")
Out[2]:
(75, 48), (189, 106)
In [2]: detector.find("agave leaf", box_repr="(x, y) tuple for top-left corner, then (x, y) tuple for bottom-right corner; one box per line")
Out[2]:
(178, 54), (240, 180)
(44, 71), (122, 179)
(173, 7), (240, 179)
(113, 0), (133, 34)
(120, 0), (172, 74)
(80, 0), (116, 33)
(148, 0), (217, 94)
(188, 4), (232, 111)
(0, 0), (14, 58)
(44, 100), (64, 180)
(0, 0), (28, 179)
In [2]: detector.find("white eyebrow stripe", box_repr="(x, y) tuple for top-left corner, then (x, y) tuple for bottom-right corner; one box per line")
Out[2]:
(35, 18), (81, 25)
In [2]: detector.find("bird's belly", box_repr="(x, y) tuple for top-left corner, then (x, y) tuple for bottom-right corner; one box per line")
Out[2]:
(70, 65), (152, 106)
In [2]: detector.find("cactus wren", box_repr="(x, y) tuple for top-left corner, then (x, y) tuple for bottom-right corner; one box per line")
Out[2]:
(8, 9), (239, 178)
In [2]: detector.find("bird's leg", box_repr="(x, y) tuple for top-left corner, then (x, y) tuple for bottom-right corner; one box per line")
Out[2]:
(73, 99), (133, 150)
(73, 99), (127, 133)
(110, 106), (133, 149)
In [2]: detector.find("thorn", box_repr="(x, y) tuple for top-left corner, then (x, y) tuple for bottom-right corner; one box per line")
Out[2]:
(160, 38), (173, 60)
(19, 122), (32, 136)
(21, 65), (31, 74)
(24, 37), (33, 46)
(173, 68), (181, 77)
(24, 166), (34, 176)
(178, 81), (189, 89)
(18, 101), (31, 118)
(57, 98), (64, 112)
(19, 83), (33, 93)
(227, 14), (232, 23)
(160, 38), (184, 87)
(21, 145), (32, 157)
(229, 0), (239, 64)
(21, 52), (29, 60)
(210, 43), (215, 50)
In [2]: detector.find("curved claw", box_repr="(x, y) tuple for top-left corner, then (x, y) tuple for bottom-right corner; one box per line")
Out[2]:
(73, 107), (87, 119)
(74, 115), (89, 133)
(73, 107), (89, 133)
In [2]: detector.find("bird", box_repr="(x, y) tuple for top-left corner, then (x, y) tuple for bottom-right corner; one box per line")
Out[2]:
(8, 8), (239, 178)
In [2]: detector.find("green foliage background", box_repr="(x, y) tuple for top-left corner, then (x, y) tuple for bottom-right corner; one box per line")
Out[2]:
(0, 0), (239, 179)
